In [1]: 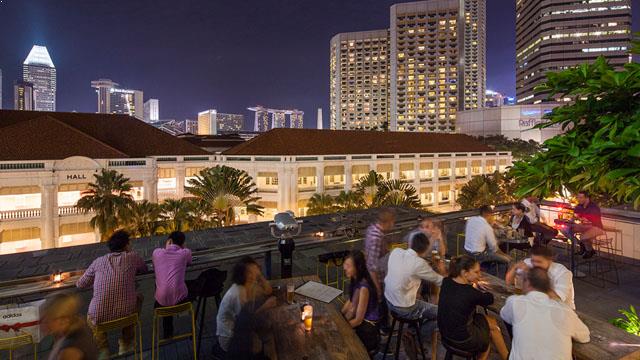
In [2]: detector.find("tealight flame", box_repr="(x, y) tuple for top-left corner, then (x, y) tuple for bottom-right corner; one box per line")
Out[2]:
(315, 232), (325, 237)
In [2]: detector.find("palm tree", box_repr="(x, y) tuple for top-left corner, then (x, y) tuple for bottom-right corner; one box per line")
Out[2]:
(356, 170), (384, 207)
(76, 169), (135, 241)
(186, 198), (213, 230)
(161, 198), (193, 232)
(457, 172), (516, 210)
(186, 165), (263, 226)
(306, 193), (337, 215)
(125, 200), (163, 238)
(334, 190), (365, 212)
(376, 180), (422, 209)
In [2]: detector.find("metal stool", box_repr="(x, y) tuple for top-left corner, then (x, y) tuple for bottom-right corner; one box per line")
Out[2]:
(442, 337), (480, 360)
(382, 310), (428, 360)
(95, 313), (142, 360)
(456, 233), (465, 256)
(0, 333), (37, 360)
(317, 250), (350, 290)
(193, 268), (227, 358)
(152, 302), (197, 360)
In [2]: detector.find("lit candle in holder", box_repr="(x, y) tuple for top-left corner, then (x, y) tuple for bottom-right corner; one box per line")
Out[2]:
(302, 304), (313, 331)
(52, 271), (63, 283)
(315, 232), (325, 237)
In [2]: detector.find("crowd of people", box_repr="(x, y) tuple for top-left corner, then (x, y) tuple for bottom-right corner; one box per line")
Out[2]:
(37, 194), (603, 360)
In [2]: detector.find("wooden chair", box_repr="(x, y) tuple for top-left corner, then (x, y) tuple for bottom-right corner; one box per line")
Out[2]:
(0, 333), (37, 360)
(152, 302), (197, 360)
(95, 313), (142, 360)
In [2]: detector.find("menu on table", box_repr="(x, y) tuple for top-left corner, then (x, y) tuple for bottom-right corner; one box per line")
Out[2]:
(294, 281), (343, 303)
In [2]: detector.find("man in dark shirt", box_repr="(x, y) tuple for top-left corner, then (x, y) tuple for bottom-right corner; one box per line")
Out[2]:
(567, 191), (605, 259)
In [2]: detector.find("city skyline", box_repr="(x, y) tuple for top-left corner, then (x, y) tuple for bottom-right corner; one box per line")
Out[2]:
(0, 0), (638, 128)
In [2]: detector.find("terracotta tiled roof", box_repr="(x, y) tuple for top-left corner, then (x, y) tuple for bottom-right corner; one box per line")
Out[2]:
(0, 110), (210, 161)
(222, 128), (494, 156)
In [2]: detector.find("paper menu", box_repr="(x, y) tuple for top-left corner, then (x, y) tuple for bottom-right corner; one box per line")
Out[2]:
(294, 281), (343, 303)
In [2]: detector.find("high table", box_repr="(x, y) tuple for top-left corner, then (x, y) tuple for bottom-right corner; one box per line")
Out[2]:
(482, 273), (640, 360)
(264, 276), (369, 360)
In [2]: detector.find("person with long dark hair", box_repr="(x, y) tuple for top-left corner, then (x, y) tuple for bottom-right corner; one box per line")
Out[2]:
(437, 255), (509, 360)
(341, 250), (381, 355)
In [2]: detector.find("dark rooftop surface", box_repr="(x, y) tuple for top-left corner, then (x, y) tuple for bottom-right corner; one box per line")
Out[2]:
(222, 128), (496, 156)
(0, 110), (210, 160)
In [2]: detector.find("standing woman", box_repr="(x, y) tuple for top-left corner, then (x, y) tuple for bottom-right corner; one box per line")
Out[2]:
(437, 255), (509, 360)
(341, 250), (381, 356)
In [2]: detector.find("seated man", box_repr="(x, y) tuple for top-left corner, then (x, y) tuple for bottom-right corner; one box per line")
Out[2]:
(384, 233), (444, 347)
(76, 230), (148, 357)
(505, 245), (575, 309)
(500, 268), (590, 360)
(405, 218), (447, 257)
(521, 196), (557, 244)
(152, 231), (197, 338)
(562, 191), (604, 259)
(464, 205), (511, 266)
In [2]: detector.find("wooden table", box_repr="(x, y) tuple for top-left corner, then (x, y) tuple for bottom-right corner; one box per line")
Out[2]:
(482, 273), (640, 360)
(264, 276), (369, 360)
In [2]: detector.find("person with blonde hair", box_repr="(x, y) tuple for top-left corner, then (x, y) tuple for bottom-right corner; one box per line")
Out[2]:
(41, 292), (98, 360)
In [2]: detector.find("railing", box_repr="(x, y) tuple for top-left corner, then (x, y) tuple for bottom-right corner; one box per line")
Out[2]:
(0, 208), (41, 220)
(58, 205), (85, 216)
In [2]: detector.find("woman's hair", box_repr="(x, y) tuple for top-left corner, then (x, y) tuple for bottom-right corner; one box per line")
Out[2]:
(448, 255), (479, 278)
(346, 250), (378, 304)
(513, 202), (527, 213)
(231, 256), (259, 285)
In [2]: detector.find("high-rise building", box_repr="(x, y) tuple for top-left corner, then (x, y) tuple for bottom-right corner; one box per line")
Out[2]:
(485, 89), (505, 107)
(198, 110), (244, 135)
(22, 45), (56, 112)
(515, 0), (632, 104)
(0, 68), (3, 110)
(330, 30), (390, 130)
(317, 108), (323, 129)
(91, 79), (144, 120)
(14, 81), (34, 111)
(248, 106), (303, 131)
(184, 119), (198, 134)
(143, 99), (159, 122)
(330, 1), (486, 133)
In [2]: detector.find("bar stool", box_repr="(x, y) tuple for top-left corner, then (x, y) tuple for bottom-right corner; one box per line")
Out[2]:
(442, 337), (480, 360)
(382, 310), (428, 360)
(316, 250), (350, 290)
(193, 268), (227, 358)
(0, 333), (37, 360)
(456, 233), (465, 256)
(95, 313), (142, 360)
(152, 302), (197, 360)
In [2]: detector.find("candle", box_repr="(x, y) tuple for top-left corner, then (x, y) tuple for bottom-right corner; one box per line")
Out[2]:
(315, 232), (325, 237)
(52, 271), (63, 283)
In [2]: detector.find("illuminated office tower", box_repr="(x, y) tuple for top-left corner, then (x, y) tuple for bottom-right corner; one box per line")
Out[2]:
(390, 0), (485, 132)
(330, 30), (390, 130)
(144, 99), (159, 122)
(22, 45), (56, 112)
(91, 79), (144, 120)
(198, 109), (217, 135)
(290, 110), (304, 128)
(0, 68), (2, 109)
(197, 110), (243, 135)
(14, 81), (34, 111)
(516, 0), (632, 104)
(216, 113), (244, 132)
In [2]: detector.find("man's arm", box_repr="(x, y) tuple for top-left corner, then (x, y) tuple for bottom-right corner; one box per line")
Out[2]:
(370, 271), (383, 302)
(553, 270), (573, 304)
(505, 261), (528, 285)
(131, 252), (148, 274)
(415, 260), (444, 286)
(499, 296), (515, 325)
(571, 311), (590, 343)
(485, 223), (499, 252)
(76, 261), (96, 289)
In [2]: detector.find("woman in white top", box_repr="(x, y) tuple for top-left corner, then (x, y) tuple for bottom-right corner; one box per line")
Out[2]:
(215, 256), (275, 352)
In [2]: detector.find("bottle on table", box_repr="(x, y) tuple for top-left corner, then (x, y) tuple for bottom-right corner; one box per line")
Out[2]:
(514, 268), (524, 295)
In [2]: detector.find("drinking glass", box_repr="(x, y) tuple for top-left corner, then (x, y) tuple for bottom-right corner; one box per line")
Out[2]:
(286, 283), (295, 304)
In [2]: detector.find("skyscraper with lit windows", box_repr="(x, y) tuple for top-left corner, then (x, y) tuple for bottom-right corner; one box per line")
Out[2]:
(22, 45), (56, 112)
(516, 0), (632, 104)
(91, 79), (144, 120)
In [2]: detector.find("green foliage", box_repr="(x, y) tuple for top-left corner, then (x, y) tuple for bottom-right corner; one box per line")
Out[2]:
(124, 200), (163, 238)
(475, 135), (542, 160)
(76, 168), (135, 241)
(375, 179), (421, 208)
(510, 35), (640, 208)
(334, 190), (366, 212)
(306, 193), (337, 215)
(457, 172), (517, 210)
(186, 165), (263, 226)
(610, 305), (640, 336)
(160, 198), (194, 233)
(356, 170), (384, 207)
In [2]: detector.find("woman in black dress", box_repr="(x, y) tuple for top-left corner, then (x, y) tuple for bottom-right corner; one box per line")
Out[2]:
(437, 255), (509, 360)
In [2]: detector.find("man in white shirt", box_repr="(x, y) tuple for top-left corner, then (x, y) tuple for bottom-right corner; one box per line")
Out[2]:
(464, 205), (511, 265)
(521, 197), (541, 224)
(385, 233), (445, 339)
(505, 245), (575, 309)
(500, 268), (589, 360)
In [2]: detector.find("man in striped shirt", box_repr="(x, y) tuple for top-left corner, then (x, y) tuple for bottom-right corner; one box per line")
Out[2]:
(364, 208), (396, 300)
(77, 230), (148, 357)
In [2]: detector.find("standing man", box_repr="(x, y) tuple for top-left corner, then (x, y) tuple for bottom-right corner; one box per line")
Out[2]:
(500, 268), (589, 359)
(152, 231), (197, 338)
(364, 208), (396, 300)
(77, 230), (148, 357)
(505, 246), (575, 309)
(464, 205), (511, 266)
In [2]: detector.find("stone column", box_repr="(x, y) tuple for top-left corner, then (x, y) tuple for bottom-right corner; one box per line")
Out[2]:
(316, 165), (324, 193)
(40, 182), (57, 250)
(289, 166), (299, 214)
(175, 164), (186, 199)
(413, 159), (420, 192)
(393, 161), (400, 181)
(278, 167), (287, 211)
(344, 162), (352, 191)
(144, 177), (158, 203)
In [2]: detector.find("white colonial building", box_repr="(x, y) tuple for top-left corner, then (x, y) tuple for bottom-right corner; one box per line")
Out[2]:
(0, 110), (511, 254)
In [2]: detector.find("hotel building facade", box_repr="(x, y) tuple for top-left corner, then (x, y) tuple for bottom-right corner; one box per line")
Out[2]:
(330, 0), (486, 133)
(0, 111), (511, 255)
(516, 0), (632, 104)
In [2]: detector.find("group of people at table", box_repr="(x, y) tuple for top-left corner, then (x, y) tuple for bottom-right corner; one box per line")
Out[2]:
(38, 192), (604, 360)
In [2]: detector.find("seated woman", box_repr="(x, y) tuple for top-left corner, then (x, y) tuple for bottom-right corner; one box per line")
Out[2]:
(341, 250), (381, 355)
(500, 203), (534, 253)
(216, 256), (276, 356)
(437, 255), (509, 360)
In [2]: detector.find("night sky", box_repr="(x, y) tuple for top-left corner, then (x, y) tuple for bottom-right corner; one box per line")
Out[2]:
(0, 0), (638, 128)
